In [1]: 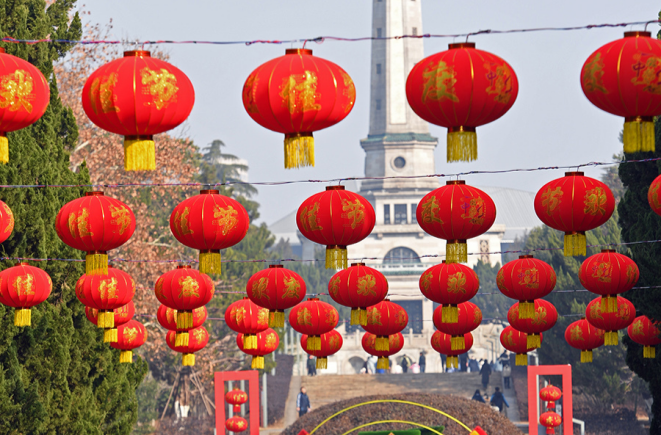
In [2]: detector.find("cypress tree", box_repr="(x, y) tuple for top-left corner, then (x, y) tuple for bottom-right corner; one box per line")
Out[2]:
(0, 1), (147, 433)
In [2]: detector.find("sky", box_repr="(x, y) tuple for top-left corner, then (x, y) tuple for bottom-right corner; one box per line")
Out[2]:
(75, 0), (661, 226)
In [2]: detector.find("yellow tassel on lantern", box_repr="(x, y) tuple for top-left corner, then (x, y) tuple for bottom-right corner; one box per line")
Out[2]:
(518, 301), (534, 319)
(446, 241), (468, 264)
(86, 252), (108, 276)
(97, 310), (114, 329)
(104, 328), (118, 343)
(124, 136), (155, 171)
(316, 357), (328, 370)
(515, 354), (528, 366)
(325, 246), (347, 270)
(14, 308), (31, 327)
(623, 117), (655, 153)
(644, 346), (656, 359)
(119, 350), (133, 363)
(176, 311), (193, 329)
(0, 133), (8, 164)
(269, 310), (285, 328)
(450, 335), (465, 351)
(350, 308), (360, 325)
(175, 331), (189, 347)
(306, 335), (321, 351)
(604, 331), (618, 346)
(581, 350), (593, 363)
(183, 353), (195, 366)
(442, 305), (458, 323)
(199, 250), (221, 275)
(527, 333), (541, 349)
(447, 356), (458, 369)
(360, 308), (368, 326)
(376, 356), (389, 370)
(375, 336), (390, 352)
(284, 133), (315, 169)
(564, 232), (586, 257)
(600, 295), (618, 314)
(447, 127), (477, 163)
(244, 334), (258, 350)
(251, 355), (264, 369)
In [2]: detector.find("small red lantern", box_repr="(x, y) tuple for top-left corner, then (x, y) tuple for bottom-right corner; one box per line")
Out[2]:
(157, 304), (207, 347)
(166, 326), (209, 366)
(417, 181), (496, 263)
(431, 330), (474, 370)
(155, 265), (214, 329)
(110, 319), (147, 363)
(540, 385), (562, 409)
(581, 31), (661, 153)
(540, 411), (562, 435)
(289, 298), (338, 351)
(500, 325), (540, 366)
(579, 249), (639, 313)
(242, 49), (356, 169)
(497, 255), (556, 319)
(586, 296), (635, 346)
(85, 300), (135, 343)
(420, 261), (479, 323)
(406, 42), (518, 163)
(507, 299), (558, 349)
(225, 297), (269, 350)
(361, 332), (405, 370)
(471, 427), (488, 435)
(75, 266), (135, 329)
(55, 192), (135, 275)
(565, 317), (605, 363)
(649, 175), (661, 216)
(0, 47), (50, 164)
(170, 190), (250, 275)
(328, 263), (388, 325)
(628, 315), (661, 358)
(236, 328), (279, 369)
(363, 299), (408, 352)
(0, 200), (14, 243)
(296, 186), (375, 269)
(433, 301), (481, 351)
(226, 415), (248, 433)
(82, 50), (195, 171)
(225, 388), (248, 413)
(0, 262), (51, 326)
(301, 329), (343, 369)
(247, 265), (306, 327)
(534, 172), (615, 256)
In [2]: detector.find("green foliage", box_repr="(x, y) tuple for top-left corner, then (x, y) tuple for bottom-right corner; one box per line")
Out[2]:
(472, 261), (510, 320)
(199, 139), (258, 200)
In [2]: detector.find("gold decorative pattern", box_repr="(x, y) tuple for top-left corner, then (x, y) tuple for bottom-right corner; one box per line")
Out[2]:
(531, 306), (548, 326)
(298, 202), (323, 232)
(329, 334), (340, 351)
(109, 205), (131, 235)
(265, 332), (277, 349)
(155, 278), (165, 300)
(279, 71), (322, 114)
(591, 262), (612, 283)
(460, 196), (485, 224)
(140, 67), (179, 110)
(484, 62), (514, 104)
(356, 275), (377, 297)
(582, 53), (608, 94)
(212, 205), (238, 235)
(329, 276), (341, 298)
(541, 187), (563, 216)
(68, 209), (93, 238)
(251, 277), (269, 300)
(588, 303), (604, 321)
(615, 301), (631, 321)
(243, 73), (259, 113)
(2, 202), (13, 234)
(13, 274), (34, 296)
(0, 69), (34, 113)
(517, 267), (539, 289)
(173, 207), (193, 237)
(447, 272), (467, 294)
(395, 310), (407, 327)
(297, 307), (313, 326)
(631, 319), (644, 337)
(341, 198), (365, 229)
(123, 327), (138, 344)
(325, 308), (338, 326)
(420, 271), (432, 292)
(89, 73), (120, 114)
(420, 196), (443, 224)
(625, 265), (638, 286)
(584, 186), (608, 216)
(193, 328), (206, 343)
(650, 182), (661, 209)
(257, 308), (269, 326)
(281, 276), (301, 299)
(99, 277), (118, 300)
(367, 307), (382, 326)
(421, 60), (459, 103)
(341, 72), (355, 113)
(631, 52), (661, 94)
(178, 276), (200, 299)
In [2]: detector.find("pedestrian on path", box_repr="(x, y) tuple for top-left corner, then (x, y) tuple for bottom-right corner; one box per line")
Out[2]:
(306, 355), (317, 376)
(490, 387), (510, 414)
(401, 354), (412, 373)
(419, 351), (426, 373)
(296, 387), (311, 417)
(503, 363), (512, 389)
(471, 389), (486, 403)
(480, 359), (492, 391)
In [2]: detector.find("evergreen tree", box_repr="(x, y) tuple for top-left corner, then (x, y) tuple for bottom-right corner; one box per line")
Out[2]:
(472, 261), (509, 320)
(0, 2), (147, 433)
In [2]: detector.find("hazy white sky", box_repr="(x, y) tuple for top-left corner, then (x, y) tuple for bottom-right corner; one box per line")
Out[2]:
(76, 0), (661, 225)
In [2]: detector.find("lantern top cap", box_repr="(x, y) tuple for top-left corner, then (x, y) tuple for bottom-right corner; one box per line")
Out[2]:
(326, 185), (345, 191)
(519, 255), (533, 259)
(564, 171), (584, 177)
(268, 264), (283, 269)
(0, 48), (5, 54)
(177, 265), (191, 269)
(307, 297), (319, 301)
(446, 180), (466, 186)
(85, 191), (104, 197)
(286, 48), (313, 56)
(601, 249), (616, 253)
(200, 189), (219, 195)
(17, 262), (29, 266)
(124, 50), (151, 57)
(624, 31), (651, 38)
(449, 42), (476, 50)
(351, 262), (365, 267)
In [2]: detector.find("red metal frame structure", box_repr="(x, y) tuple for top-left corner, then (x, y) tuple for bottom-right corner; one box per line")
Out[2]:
(215, 371), (260, 435)
(527, 364), (572, 435)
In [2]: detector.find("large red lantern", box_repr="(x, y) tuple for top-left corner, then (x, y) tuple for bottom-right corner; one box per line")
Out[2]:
(628, 315), (661, 359)
(0, 262), (51, 326)
(75, 266), (135, 329)
(157, 304), (207, 347)
(416, 181), (496, 263)
(540, 385), (562, 409)
(225, 297), (269, 350)
(361, 332), (405, 370)
(406, 42), (518, 163)
(55, 192), (135, 275)
(420, 261), (479, 323)
(581, 31), (661, 154)
(246, 265), (306, 327)
(155, 265), (214, 329)
(534, 172), (615, 256)
(586, 296), (635, 345)
(288, 298), (338, 351)
(296, 186), (375, 269)
(433, 301), (481, 351)
(328, 263), (388, 325)
(170, 190), (250, 275)
(500, 325), (540, 366)
(579, 249), (639, 313)
(364, 299), (408, 351)
(301, 329), (343, 369)
(110, 319), (147, 363)
(225, 388), (248, 413)
(497, 255), (556, 319)
(565, 317), (605, 363)
(649, 175), (661, 217)
(540, 412), (562, 435)
(431, 331), (474, 370)
(166, 326), (209, 366)
(507, 299), (558, 349)
(0, 199), (14, 243)
(242, 48), (355, 169)
(82, 50), (195, 171)
(236, 328), (279, 369)
(0, 47), (50, 164)
(85, 300), (135, 343)
(226, 415), (248, 433)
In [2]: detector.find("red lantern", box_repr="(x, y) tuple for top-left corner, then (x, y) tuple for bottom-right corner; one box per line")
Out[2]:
(328, 263), (388, 326)
(226, 415), (248, 433)
(247, 265), (306, 327)
(301, 329), (343, 369)
(82, 50), (195, 171)
(236, 328), (279, 369)
(0, 200), (14, 243)
(471, 427), (488, 435)
(433, 301), (481, 351)
(289, 298), (339, 351)
(579, 249), (639, 313)
(0, 262), (51, 326)
(540, 385), (562, 409)
(75, 266), (135, 329)
(0, 47), (50, 163)
(649, 175), (661, 216)
(364, 299), (408, 351)
(565, 317), (605, 363)
(586, 296), (635, 345)
(55, 192), (135, 275)
(110, 319), (147, 363)
(225, 297), (269, 350)
(420, 261), (479, 323)
(431, 330), (474, 370)
(170, 190), (250, 275)
(157, 304), (207, 347)
(155, 265), (214, 330)
(166, 326), (209, 366)
(507, 299), (558, 349)
(628, 315), (661, 359)
(497, 255), (556, 319)
(500, 325), (540, 366)
(540, 411), (562, 435)
(85, 300), (135, 343)
(296, 186), (375, 269)
(534, 172), (615, 256)
(406, 42), (518, 163)
(361, 332), (405, 370)
(416, 181), (496, 263)
(225, 388), (248, 413)
(242, 48), (355, 169)
(581, 31), (661, 153)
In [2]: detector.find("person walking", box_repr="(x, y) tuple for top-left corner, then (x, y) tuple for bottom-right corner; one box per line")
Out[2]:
(490, 387), (510, 414)
(306, 355), (317, 376)
(471, 389), (486, 403)
(468, 357), (479, 373)
(502, 363), (512, 389)
(480, 359), (492, 391)
(296, 387), (311, 417)
(401, 354), (412, 373)
(419, 351), (426, 373)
